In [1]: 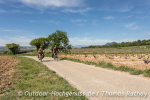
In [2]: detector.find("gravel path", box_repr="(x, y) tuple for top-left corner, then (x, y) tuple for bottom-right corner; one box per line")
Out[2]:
(24, 56), (150, 100)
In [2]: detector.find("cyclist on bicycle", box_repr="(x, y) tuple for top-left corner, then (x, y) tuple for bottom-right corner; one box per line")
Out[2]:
(38, 46), (44, 59)
(53, 45), (59, 57)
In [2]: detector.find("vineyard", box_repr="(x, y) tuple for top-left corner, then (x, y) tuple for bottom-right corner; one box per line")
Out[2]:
(59, 46), (150, 70)
(71, 46), (150, 54)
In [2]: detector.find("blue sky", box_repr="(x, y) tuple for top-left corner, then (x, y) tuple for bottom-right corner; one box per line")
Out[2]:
(0, 0), (150, 46)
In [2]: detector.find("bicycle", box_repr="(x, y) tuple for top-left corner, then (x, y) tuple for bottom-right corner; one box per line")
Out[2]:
(39, 53), (43, 62)
(38, 52), (44, 62)
(54, 52), (58, 61)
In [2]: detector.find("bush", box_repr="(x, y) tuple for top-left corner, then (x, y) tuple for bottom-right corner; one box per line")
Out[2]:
(7, 51), (13, 55)
(116, 65), (133, 72)
(3, 51), (8, 54)
(130, 70), (143, 75)
(97, 61), (106, 66)
(106, 62), (114, 69)
(143, 69), (150, 77)
(6, 43), (20, 55)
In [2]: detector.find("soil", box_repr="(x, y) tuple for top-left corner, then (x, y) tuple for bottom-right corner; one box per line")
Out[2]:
(0, 56), (19, 93)
(59, 54), (150, 70)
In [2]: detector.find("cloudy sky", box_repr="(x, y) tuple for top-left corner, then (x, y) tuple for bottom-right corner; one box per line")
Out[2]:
(0, 0), (150, 46)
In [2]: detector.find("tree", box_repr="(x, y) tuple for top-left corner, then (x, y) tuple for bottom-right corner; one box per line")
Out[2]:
(137, 40), (141, 46)
(30, 37), (49, 52)
(6, 43), (20, 55)
(48, 30), (72, 52)
(121, 42), (125, 47)
(141, 40), (147, 45)
(148, 39), (150, 45)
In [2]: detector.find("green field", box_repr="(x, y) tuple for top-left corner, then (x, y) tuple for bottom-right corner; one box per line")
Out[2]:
(0, 55), (88, 100)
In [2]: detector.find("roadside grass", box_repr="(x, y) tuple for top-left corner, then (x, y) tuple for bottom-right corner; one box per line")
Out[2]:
(60, 57), (150, 77)
(0, 56), (88, 100)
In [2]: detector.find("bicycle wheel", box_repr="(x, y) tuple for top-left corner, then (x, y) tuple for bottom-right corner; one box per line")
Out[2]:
(40, 55), (42, 62)
(54, 56), (56, 60)
(56, 55), (58, 61)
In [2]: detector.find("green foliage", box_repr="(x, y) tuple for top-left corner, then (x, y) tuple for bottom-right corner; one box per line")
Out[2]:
(106, 62), (115, 69)
(7, 51), (13, 55)
(116, 65), (133, 72)
(30, 37), (49, 52)
(48, 30), (72, 52)
(97, 61), (106, 66)
(3, 51), (8, 54)
(130, 70), (143, 75)
(82, 39), (150, 48)
(6, 43), (20, 55)
(143, 69), (150, 77)
(84, 53), (88, 58)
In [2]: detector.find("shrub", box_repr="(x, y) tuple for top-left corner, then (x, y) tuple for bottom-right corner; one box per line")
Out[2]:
(116, 65), (133, 72)
(84, 53), (88, 58)
(130, 70), (143, 75)
(106, 62), (114, 69)
(97, 61), (106, 66)
(3, 51), (8, 54)
(7, 51), (13, 55)
(143, 69), (150, 77)
(6, 43), (20, 55)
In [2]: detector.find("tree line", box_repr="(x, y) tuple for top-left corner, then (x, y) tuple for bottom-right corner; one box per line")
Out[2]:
(5, 30), (72, 55)
(82, 39), (150, 48)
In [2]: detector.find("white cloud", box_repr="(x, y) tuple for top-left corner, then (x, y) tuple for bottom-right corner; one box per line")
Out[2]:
(122, 16), (131, 18)
(135, 16), (148, 19)
(99, 5), (133, 13)
(104, 16), (116, 19)
(18, 0), (84, 9)
(132, 11), (144, 14)
(3, 30), (21, 32)
(49, 12), (59, 15)
(0, 0), (5, 3)
(12, 10), (32, 14)
(69, 37), (112, 43)
(124, 22), (139, 30)
(0, 35), (46, 46)
(29, 20), (60, 25)
(117, 6), (133, 12)
(69, 37), (113, 45)
(62, 8), (92, 14)
(0, 9), (7, 13)
(70, 19), (87, 26)
(0, 36), (31, 46)
(69, 37), (139, 46)
(70, 19), (87, 23)
(92, 20), (97, 25)
(48, 21), (60, 26)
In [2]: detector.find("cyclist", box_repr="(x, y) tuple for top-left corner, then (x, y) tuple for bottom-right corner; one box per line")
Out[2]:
(53, 45), (59, 58)
(38, 46), (44, 59)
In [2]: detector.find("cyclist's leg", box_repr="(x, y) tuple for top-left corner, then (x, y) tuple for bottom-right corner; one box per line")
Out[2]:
(54, 51), (55, 57)
(55, 52), (57, 57)
(39, 52), (42, 59)
(56, 51), (58, 56)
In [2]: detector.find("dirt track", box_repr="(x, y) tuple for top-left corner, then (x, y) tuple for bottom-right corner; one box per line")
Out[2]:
(24, 56), (150, 100)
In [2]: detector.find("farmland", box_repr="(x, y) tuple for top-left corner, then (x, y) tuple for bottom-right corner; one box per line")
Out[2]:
(59, 46), (150, 71)
(70, 46), (150, 54)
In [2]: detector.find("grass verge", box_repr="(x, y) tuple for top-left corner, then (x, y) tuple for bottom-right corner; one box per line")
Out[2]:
(0, 56), (88, 100)
(60, 57), (150, 77)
